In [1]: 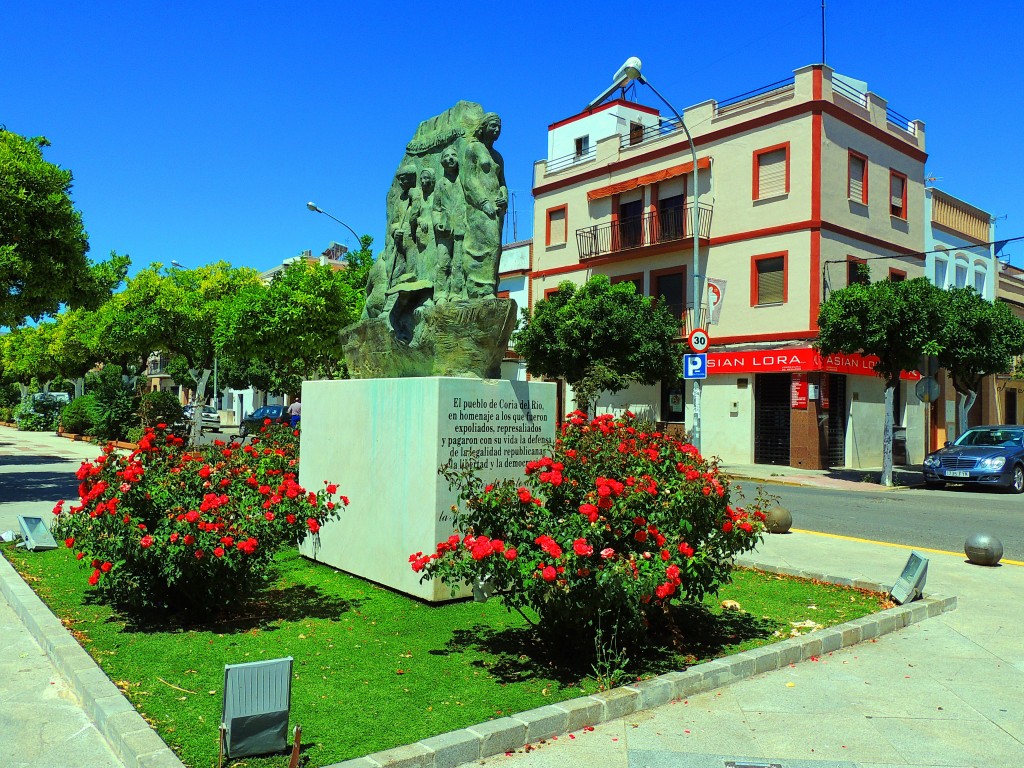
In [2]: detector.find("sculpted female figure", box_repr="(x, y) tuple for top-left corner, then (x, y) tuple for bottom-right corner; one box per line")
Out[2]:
(460, 113), (507, 298)
(432, 145), (466, 303)
(409, 167), (438, 284)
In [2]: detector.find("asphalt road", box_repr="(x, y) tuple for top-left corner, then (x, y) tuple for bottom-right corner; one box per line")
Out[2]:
(738, 480), (1024, 563)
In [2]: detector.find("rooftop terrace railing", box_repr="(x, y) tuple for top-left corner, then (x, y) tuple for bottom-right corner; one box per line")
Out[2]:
(545, 145), (597, 173)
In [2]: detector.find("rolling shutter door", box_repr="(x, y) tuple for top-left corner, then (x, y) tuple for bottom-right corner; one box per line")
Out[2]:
(757, 149), (787, 198)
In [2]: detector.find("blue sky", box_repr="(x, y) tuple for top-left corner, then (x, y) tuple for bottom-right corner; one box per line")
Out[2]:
(4, 1), (1022, 275)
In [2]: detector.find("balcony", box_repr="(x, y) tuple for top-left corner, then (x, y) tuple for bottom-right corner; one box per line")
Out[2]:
(576, 203), (713, 260)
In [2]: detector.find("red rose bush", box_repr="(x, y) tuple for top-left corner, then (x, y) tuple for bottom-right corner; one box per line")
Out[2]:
(53, 423), (346, 614)
(412, 412), (766, 650)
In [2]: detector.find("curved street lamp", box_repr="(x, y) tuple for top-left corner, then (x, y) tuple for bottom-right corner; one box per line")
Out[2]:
(306, 202), (362, 249)
(616, 57), (704, 452)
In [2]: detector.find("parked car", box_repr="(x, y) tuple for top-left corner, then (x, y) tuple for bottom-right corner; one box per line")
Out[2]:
(181, 405), (221, 432)
(238, 404), (287, 437)
(922, 425), (1024, 493)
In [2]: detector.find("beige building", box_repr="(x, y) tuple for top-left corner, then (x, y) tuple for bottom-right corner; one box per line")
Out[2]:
(530, 64), (928, 468)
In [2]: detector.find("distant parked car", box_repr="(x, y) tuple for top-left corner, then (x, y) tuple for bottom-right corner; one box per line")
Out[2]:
(181, 405), (221, 432)
(238, 405), (287, 437)
(922, 425), (1024, 493)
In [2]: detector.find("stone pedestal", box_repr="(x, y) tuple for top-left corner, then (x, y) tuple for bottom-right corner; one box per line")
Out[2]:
(297, 377), (557, 601)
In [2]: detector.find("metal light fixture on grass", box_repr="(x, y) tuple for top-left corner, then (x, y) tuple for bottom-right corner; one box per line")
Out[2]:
(220, 657), (294, 759)
(17, 515), (58, 551)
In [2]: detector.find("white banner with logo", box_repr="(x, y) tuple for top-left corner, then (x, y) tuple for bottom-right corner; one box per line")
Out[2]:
(707, 278), (727, 325)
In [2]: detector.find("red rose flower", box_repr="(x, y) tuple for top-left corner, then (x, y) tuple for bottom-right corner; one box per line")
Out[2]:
(306, 518), (320, 534)
(326, 483), (338, 494)
(213, 547), (225, 558)
(64, 537), (74, 548)
(678, 541), (694, 558)
(504, 548), (517, 560)
(572, 538), (594, 557)
(541, 565), (557, 582)
(88, 569), (100, 586)
(140, 535), (153, 549)
(722, 521), (734, 533)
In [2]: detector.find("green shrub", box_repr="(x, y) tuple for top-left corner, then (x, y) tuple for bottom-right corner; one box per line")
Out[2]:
(85, 366), (140, 441)
(13, 395), (64, 432)
(0, 406), (13, 423)
(60, 394), (98, 434)
(53, 427), (346, 615)
(137, 390), (184, 429)
(125, 426), (145, 445)
(414, 411), (768, 654)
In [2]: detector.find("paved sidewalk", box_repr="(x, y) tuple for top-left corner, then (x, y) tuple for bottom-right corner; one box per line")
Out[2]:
(723, 462), (925, 493)
(0, 428), (125, 768)
(482, 532), (1024, 768)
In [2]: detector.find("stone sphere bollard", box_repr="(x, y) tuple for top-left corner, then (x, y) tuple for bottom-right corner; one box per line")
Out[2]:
(964, 533), (1003, 566)
(765, 505), (793, 534)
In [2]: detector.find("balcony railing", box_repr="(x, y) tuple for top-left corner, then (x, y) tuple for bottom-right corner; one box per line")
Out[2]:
(715, 76), (795, 114)
(576, 203), (713, 260)
(619, 116), (685, 149)
(545, 145), (597, 173)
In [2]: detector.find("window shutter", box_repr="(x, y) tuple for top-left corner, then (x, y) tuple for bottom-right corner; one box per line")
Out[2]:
(757, 149), (787, 198)
(849, 155), (865, 201)
(890, 174), (905, 213)
(756, 257), (785, 304)
(547, 208), (566, 246)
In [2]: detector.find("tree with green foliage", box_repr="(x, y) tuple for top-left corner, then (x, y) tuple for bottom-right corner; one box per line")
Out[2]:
(1, 323), (60, 395)
(816, 276), (942, 485)
(49, 308), (100, 398)
(0, 129), (129, 327)
(217, 238), (374, 395)
(934, 287), (1024, 435)
(513, 275), (683, 413)
(98, 261), (262, 443)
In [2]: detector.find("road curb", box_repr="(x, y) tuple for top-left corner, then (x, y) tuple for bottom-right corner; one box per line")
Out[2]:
(321, 564), (957, 768)
(0, 552), (186, 768)
(724, 475), (925, 493)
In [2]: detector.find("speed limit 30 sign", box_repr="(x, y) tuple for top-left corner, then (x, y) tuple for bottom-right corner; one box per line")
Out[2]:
(687, 328), (710, 354)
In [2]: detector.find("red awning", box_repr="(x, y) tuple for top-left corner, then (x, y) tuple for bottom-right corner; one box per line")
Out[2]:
(706, 347), (921, 380)
(587, 157), (711, 201)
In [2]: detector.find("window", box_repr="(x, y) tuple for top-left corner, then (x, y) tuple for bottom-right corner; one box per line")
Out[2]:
(753, 143), (789, 200)
(618, 198), (644, 249)
(847, 257), (869, 286)
(658, 193), (686, 241)
(574, 136), (589, 158)
(888, 268), (906, 282)
(848, 151), (868, 204)
(955, 256), (968, 289)
(973, 262), (988, 297)
(545, 205), (567, 247)
(652, 268), (686, 325)
(751, 253), (786, 305)
(934, 257), (948, 288)
(496, 290), (510, 299)
(1006, 390), (1018, 425)
(629, 122), (644, 146)
(611, 273), (644, 294)
(890, 170), (907, 219)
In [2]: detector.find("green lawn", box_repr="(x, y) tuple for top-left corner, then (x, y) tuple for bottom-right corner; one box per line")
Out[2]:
(4, 545), (885, 768)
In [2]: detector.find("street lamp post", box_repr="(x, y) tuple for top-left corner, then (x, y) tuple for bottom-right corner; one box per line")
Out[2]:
(306, 202), (362, 250)
(617, 58), (703, 452)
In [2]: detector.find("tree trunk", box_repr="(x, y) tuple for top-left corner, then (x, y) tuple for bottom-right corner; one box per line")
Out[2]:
(18, 384), (28, 399)
(189, 369), (212, 445)
(74, 377), (84, 399)
(881, 383), (894, 486)
(956, 390), (977, 437)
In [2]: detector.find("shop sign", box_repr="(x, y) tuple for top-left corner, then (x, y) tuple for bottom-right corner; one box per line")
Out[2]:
(791, 373), (808, 409)
(706, 347), (921, 380)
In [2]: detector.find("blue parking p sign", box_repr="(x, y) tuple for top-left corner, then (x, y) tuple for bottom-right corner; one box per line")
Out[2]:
(683, 353), (707, 380)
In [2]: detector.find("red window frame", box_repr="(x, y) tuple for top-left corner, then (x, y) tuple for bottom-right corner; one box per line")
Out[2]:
(545, 204), (568, 247)
(847, 255), (869, 286)
(750, 251), (788, 306)
(752, 142), (790, 200)
(848, 150), (869, 204)
(610, 272), (645, 293)
(889, 170), (908, 220)
(888, 268), (907, 282)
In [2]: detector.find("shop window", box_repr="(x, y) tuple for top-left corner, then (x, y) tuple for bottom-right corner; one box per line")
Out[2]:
(890, 170), (907, 219)
(661, 379), (685, 423)
(545, 205), (567, 247)
(753, 144), (789, 200)
(848, 151), (868, 204)
(752, 253), (786, 305)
